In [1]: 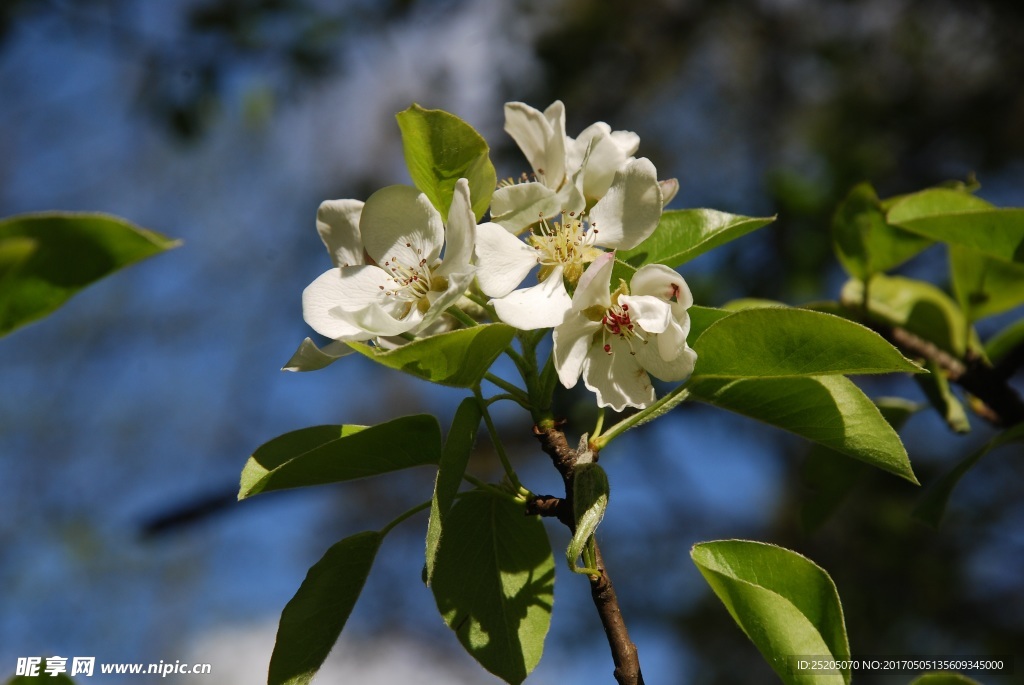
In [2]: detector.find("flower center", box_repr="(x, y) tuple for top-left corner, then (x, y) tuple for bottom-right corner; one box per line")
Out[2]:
(528, 211), (602, 284)
(381, 245), (437, 304)
(600, 301), (647, 355)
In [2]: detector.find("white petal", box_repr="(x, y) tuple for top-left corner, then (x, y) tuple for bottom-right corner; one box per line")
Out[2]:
(619, 294), (673, 335)
(492, 266), (573, 330)
(490, 183), (562, 234)
(317, 199), (365, 267)
(572, 253), (615, 313)
(582, 339), (655, 411)
(630, 264), (694, 309)
(553, 315), (600, 389)
(348, 301), (422, 337)
(301, 267), (387, 341)
(634, 336), (697, 382)
(282, 337), (353, 372)
(360, 185), (444, 267)
(436, 178), (475, 278)
(504, 101), (566, 190)
(577, 124), (639, 200)
(659, 178), (679, 207)
(589, 158), (663, 250)
(418, 269), (476, 332)
(474, 222), (539, 298)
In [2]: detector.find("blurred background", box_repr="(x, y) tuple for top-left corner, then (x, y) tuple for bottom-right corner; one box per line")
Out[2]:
(2, 0), (1023, 682)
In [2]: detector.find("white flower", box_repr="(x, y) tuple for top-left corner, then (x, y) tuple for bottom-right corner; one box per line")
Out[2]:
(553, 253), (697, 411)
(302, 179), (476, 342)
(475, 157), (663, 329)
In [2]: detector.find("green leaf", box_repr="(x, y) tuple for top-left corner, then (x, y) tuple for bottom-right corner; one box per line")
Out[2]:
(800, 397), (920, 532)
(431, 490), (554, 684)
(616, 208), (774, 272)
(691, 540), (850, 685)
(425, 398), (482, 585)
(887, 189), (1024, 264)
(842, 275), (972, 356)
(396, 104), (497, 221)
(688, 304), (733, 341)
(281, 337), (352, 372)
(567, 462), (609, 574)
(949, 245), (1024, 322)
(689, 375), (918, 483)
(831, 183), (933, 279)
(691, 307), (922, 379)
(239, 416), (442, 499)
(984, 316), (1024, 366)
(914, 422), (1024, 526)
(268, 531), (382, 685)
(349, 324), (515, 388)
(909, 673), (983, 685)
(0, 212), (180, 338)
(914, 360), (970, 434)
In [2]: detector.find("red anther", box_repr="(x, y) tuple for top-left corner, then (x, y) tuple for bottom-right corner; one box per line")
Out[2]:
(603, 344), (611, 353)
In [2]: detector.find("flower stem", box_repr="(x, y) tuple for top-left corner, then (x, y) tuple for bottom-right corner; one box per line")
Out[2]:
(474, 386), (524, 491)
(483, 373), (530, 405)
(461, 474), (523, 503)
(592, 407), (606, 441)
(446, 306), (479, 328)
(591, 386), (691, 451)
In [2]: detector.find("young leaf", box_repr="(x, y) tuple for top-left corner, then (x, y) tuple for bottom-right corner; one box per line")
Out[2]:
(0, 212), (180, 338)
(239, 416), (442, 499)
(690, 307), (922, 379)
(348, 324), (515, 388)
(616, 208), (775, 272)
(887, 189), (1024, 264)
(691, 540), (850, 685)
(689, 375), (918, 483)
(949, 245), (1024, 322)
(396, 104), (497, 221)
(281, 337), (352, 372)
(268, 531), (382, 685)
(566, 462), (609, 574)
(831, 182), (933, 279)
(425, 397), (482, 585)
(913, 360), (970, 434)
(841, 275), (973, 357)
(914, 422), (1024, 526)
(431, 490), (554, 684)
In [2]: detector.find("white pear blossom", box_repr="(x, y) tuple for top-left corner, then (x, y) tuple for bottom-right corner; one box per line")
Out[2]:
(475, 157), (663, 330)
(553, 253), (697, 411)
(302, 179), (476, 342)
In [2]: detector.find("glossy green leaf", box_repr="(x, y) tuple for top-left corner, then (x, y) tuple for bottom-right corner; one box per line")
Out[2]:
(800, 398), (920, 532)
(0, 212), (180, 338)
(887, 189), (1024, 263)
(431, 490), (554, 684)
(690, 375), (917, 483)
(831, 183), (933, 279)
(616, 209), (774, 272)
(239, 416), (442, 499)
(914, 422), (1024, 526)
(691, 307), (921, 379)
(909, 673), (983, 685)
(691, 540), (850, 685)
(567, 462), (609, 574)
(688, 304), (733, 341)
(842, 275), (971, 356)
(425, 398), (482, 585)
(949, 245), (1024, 322)
(349, 324), (515, 388)
(396, 104), (497, 221)
(269, 531), (382, 685)
(914, 360), (970, 434)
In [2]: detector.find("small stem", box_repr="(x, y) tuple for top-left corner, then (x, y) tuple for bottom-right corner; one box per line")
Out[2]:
(474, 386), (524, 490)
(485, 393), (529, 408)
(378, 500), (432, 537)
(593, 387), (691, 451)
(592, 407), (606, 440)
(446, 306), (479, 328)
(483, 373), (530, 405)
(462, 474), (522, 503)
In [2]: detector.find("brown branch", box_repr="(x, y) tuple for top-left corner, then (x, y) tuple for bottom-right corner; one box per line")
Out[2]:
(533, 425), (645, 685)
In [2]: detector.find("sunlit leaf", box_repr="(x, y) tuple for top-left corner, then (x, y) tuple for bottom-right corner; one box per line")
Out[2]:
(914, 360), (970, 434)
(425, 398), (481, 585)
(268, 531), (382, 685)
(239, 416), (442, 498)
(691, 307), (921, 379)
(431, 490), (554, 684)
(0, 212), (180, 338)
(949, 245), (1024, 322)
(691, 540), (850, 685)
(566, 462), (609, 573)
(396, 104), (497, 220)
(689, 375), (917, 483)
(348, 324), (515, 388)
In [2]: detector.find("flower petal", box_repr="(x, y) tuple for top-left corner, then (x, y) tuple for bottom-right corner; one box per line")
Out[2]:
(302, 266), (390, 341)
(572, 253), (615, 313)
(630, 264), (694, 310)
(572, 123), (640, 200)
(419, 268), (476, 331)
(348, 302), (422, 337)
(505, 101), (566, 190)
(317, 199), (365, 267)
(634, 335), (697, 382)
(490, 182), (562, 234)
(659, 178), (679, 207)
(553, 316), (600, 389)
(474, 222), (539, 298)
(582, 338), (656, 411)
(492, 265), (573, 330)
(360, 185), (444, 267)
(436, 178), (476, 278)
(589, 157), (662, 250)
(619, 294), (673, 335)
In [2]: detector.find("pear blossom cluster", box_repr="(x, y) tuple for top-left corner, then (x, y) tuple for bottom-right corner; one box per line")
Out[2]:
(299, 101), (697, 410)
